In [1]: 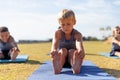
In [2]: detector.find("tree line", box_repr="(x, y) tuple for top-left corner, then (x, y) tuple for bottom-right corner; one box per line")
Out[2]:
(18, 26), (112, 43)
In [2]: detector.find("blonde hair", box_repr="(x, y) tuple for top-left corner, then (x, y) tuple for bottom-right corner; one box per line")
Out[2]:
(57, 9), (76, 24)
(113, 26), (120, 37)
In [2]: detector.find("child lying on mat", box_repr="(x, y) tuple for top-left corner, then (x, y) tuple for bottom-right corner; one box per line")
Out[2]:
(110, 26), (120, 57)
(0, 26), (19, 60)
(50, 9), (85, 74)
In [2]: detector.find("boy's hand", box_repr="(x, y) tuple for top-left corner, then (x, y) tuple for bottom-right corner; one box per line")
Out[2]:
(12, 47), (19, 53)
(75, 50), (85, 59)
(50, 50), (58, 58)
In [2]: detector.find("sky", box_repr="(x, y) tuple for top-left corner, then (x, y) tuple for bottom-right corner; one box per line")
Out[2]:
(0, 0), (120, 41)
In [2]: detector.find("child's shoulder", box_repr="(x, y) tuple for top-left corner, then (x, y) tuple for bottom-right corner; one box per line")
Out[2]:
(54, 29), (62, 34)
(53, 29), (63, 39)
(8, 35), (15, 42)
(74, 29), (82, 36)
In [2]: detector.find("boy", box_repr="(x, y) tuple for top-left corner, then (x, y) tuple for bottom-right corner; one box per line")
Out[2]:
(110, 26), (120, 57)
(50, 9), (85, 74)
(0, 26), (19, 60)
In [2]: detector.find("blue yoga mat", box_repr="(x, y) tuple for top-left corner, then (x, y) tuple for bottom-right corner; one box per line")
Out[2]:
(28, 60), (117, 80)
(0, 54), (28, 63)
(98, 52), (120, 59)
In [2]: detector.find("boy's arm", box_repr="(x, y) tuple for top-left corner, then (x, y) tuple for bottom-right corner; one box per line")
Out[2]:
(75, 31), (85, 58)
(8, 36), (20, 52)
(112, 37), (120, 46)
(51, 30), (60, 57)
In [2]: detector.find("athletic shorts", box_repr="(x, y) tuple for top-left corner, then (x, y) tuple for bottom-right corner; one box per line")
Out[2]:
(1, 50), (11, 59)
(63, 57), (71, 68)
(110, 43), (120, 56)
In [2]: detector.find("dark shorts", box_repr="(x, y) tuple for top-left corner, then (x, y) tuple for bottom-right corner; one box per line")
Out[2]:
(110, 50), (120, 56)
(58, 48), (76, 68)
(110, 50), (115, 56)
(110, 43), (120, 56)
(63, 57), (71, 68)
(1, 50), (11, 60)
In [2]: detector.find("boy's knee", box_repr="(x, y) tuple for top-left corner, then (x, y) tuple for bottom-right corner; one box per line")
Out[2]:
(59, 48), (68, 56)
(74, 50), (79, 55)
(69, 49), (75, 52)
(74, 50), (85, 58)
(0, 53), (4, 58)
(60, 48), (67, 53)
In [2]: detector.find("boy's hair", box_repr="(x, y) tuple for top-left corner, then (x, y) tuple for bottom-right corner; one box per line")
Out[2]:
(113, 26), (120, 37)
(58, 9), (76, 24)
(0, 26), (9, 32)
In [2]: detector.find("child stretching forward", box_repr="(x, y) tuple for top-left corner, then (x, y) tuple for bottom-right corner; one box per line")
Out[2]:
(50, 9), (85, 74)
(0, 26), (19, 60)
(110, 26), (120, 57)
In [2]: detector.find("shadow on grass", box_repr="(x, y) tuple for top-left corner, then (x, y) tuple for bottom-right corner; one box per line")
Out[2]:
(0, 60), (45, 64)
(101, 68), (120, 79)
(86, 53), (100, 56)
(26, 60), (46, 65)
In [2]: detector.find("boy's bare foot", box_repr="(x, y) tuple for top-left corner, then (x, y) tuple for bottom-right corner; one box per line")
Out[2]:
(115, 52), (120, 57)
(52, 53), (62, 74)
(72, 51), (82, 74)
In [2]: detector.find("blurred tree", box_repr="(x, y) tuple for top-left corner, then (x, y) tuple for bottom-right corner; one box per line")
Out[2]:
(99, 26), (111, 40)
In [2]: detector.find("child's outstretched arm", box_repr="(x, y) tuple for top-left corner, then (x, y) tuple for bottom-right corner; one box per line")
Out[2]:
(112, 37), (120, 46)
(8, 36), (20, 52)
(51, 30), (60, 58)
(75, 31), (85, 58)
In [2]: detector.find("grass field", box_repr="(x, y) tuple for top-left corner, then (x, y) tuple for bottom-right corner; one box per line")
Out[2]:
(0, 41), (120, 80)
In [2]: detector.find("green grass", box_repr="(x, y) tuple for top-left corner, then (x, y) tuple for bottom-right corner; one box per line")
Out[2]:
(0, 41), (120, 80)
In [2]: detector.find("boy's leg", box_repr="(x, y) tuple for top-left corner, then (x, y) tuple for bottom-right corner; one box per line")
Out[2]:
(9, 48), (18, 60)
(115, 52), (120, 57)
(0, 53), (4, 59)
(68, 49), (84, 74)
(52, 48), (68, 74)
(52, 53), (61, 74)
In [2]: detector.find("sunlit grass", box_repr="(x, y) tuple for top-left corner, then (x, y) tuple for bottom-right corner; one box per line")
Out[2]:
(84, 41), (120, 80)
(0, 41), (120, 80)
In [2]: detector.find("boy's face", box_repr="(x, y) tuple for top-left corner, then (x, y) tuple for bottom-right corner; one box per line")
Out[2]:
(0, 32), (10, 42)
(59, 18), (75, 34)
(114, 28), (120, 36)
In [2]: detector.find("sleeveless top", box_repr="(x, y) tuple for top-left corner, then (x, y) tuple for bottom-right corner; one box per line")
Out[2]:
(0, 36), (18, 51)
(59, 29), (76, 50)
(110, 43), (120, 56)
(0, 41), (13, 51)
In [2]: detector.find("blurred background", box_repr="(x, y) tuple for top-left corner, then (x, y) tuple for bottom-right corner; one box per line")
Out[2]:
(0, 0), (120, 42)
